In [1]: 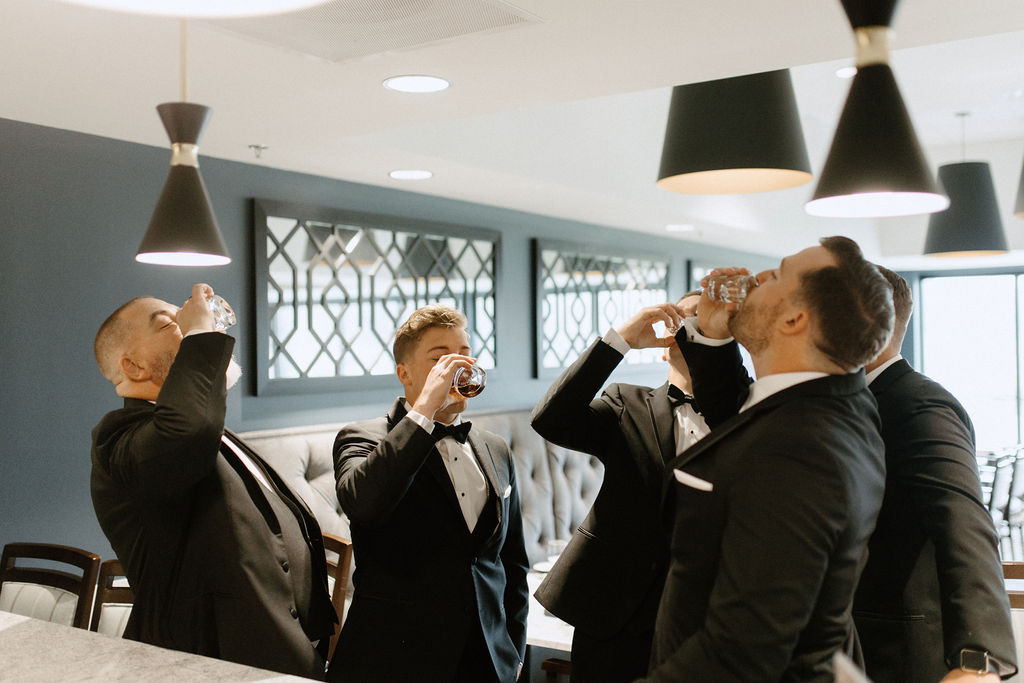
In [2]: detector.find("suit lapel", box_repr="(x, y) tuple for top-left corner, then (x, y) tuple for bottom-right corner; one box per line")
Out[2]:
(468, 430), (504, 528)
(647, 383), (677, 464)
(386, 398), (467, 525)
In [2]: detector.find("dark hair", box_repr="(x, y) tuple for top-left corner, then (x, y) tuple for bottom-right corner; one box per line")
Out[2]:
(797, 236), (894, 371)
(873, 264), (912, 344)
(392, 304), (467, 364)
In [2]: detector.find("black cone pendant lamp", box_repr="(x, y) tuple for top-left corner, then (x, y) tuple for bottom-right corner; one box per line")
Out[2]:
(656, 69), (812, 194)
(136, 20), (230, 266)
(805, 0), (948, 217)
(924, 114), (1008, 257)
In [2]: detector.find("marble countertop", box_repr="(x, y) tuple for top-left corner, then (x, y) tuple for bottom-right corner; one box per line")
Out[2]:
(526, 570), (573, 652)
(0, 610), (312, 682)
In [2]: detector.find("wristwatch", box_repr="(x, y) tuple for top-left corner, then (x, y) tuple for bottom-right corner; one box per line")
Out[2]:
(959, 649), (997, 674)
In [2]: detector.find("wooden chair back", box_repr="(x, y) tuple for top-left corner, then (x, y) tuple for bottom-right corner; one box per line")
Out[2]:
(0, 542), (101, 629)
(89, 559), (134, 634)
(322, 532), (354, 662)
(1003, 561), (1024, 608)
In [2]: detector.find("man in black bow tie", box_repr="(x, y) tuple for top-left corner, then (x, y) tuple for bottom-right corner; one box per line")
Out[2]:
(331, 304), (529, 682)
(531, 291), (711, 682)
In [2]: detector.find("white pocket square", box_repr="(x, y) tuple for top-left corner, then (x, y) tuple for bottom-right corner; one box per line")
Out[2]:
(502, 484), (512, 499)
(673, 469), (714, 492)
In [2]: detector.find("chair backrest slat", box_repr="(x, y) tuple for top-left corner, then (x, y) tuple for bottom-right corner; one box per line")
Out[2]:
(0, 542), (101, 630)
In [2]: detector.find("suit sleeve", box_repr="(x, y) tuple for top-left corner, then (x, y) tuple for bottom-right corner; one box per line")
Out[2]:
(530, 338), (627, 458)
(678, 334), (752, 429)
(334, 416), (439, 526)
(894, 397), (1017, 676)
(93, 332), (233, 501)
(645, 430), (854, 681)
(499, 448), (530, 662)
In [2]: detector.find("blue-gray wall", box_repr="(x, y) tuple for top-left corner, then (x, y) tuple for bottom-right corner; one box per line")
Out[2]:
(0, 116), (773, 559)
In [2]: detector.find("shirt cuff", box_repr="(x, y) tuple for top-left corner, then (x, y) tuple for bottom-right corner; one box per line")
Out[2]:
(682, 317), (733, 346)
(184, 328), (218, 338)
(601, 327), (631, 356)
(405, 409), (435, 434)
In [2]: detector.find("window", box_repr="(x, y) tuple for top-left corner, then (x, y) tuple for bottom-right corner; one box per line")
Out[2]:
(919, 273), (1021, 450)
(254, 199), (498, 395)
(533, 239), (670, 376)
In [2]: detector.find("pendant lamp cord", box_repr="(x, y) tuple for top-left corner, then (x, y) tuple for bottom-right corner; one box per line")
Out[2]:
(179, 18), (188, 102)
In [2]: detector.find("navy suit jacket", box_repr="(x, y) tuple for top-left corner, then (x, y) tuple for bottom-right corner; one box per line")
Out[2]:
(331, 398), (529, 682)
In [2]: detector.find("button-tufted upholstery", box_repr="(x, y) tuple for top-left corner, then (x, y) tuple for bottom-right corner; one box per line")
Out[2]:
(239, 408), (601, 567)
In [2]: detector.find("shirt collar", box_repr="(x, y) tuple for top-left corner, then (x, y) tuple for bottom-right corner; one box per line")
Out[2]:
(865, 354), (902, 385)
(739, 371), (829, 412)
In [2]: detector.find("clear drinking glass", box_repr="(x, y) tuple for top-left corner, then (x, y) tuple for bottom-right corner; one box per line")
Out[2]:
(704, 273), (758, 303)
(207, 294), (236, 331)
(453, 365), (486, 398)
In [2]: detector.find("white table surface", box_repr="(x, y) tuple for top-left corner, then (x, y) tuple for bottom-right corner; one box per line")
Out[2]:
(0, 610), (308, 682)
(526, 570), (573, 652)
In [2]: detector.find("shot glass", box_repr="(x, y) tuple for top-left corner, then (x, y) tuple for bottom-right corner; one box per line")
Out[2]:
(207, 294), (236, 331)
(453, 365), (486, 398)
(704, 273), (758, 303)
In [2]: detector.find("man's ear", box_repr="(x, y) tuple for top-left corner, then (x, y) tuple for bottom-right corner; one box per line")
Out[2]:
(395, 362), (411, 387)
(119, 354), (149, 382)
(779, 308), (809, 336)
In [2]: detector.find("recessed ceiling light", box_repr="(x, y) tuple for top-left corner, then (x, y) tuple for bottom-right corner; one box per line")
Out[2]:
(389, 169), (433, 180)
(665, 223), (695, 232)
(835, 66), (857, 79)
(382, 75), (451, 94)
(61, 0), (328, 17)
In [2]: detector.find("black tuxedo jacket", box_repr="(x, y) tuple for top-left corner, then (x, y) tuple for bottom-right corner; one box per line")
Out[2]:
(854, 359), (1016, 680)
(90, 333), (335, 679)
(531, 339), (687, 643)
(644, 338), (886, 682)
(330, 398), (529, 682)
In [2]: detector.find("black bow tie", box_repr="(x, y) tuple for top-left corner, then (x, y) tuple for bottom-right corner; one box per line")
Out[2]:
(434, 421), (472, 444)
(667, 385), (698, 411)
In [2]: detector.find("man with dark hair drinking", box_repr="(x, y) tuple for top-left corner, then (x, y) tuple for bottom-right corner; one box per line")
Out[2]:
(643, 237), (893, 682)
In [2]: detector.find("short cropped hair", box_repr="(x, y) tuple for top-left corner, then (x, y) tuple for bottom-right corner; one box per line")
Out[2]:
(874, 264), (912, 345)
(797, 236), (894, 372)
(392, 304), (467, 364)
(94, 297), (147, 383)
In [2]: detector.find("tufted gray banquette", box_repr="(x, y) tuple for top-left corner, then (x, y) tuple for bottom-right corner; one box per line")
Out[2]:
(239, 408), (604, 567)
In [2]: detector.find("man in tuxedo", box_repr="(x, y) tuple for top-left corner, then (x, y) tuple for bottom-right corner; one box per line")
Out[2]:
(90, 283), (335, 679)
(531, 291), (713, 681)
(331, 304), (529, 682)
(643, 236), (893, 682)
(853, 266), (1016, 682)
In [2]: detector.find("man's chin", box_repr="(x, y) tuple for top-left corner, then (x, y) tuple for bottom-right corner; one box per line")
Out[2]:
(225, 357), (243, 391)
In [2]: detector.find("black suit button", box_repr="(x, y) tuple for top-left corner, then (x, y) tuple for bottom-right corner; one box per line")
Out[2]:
(281, 560), (290, 573)
(290, 606), (298, 619)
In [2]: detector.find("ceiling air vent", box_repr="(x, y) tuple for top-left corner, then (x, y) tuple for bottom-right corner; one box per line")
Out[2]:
(204, 0), (542, 63)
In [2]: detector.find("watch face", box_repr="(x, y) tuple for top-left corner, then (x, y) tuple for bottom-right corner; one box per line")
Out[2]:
(960, 649), (990, 673)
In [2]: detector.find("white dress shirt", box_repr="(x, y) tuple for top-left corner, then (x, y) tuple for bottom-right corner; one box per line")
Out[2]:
(865, 354), (902, 386)
(603, 328), (710, 455)
(405, 404), (488, 531)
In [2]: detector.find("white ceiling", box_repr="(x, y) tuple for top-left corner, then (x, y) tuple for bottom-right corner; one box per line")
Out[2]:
(4, 0), (1024, 267)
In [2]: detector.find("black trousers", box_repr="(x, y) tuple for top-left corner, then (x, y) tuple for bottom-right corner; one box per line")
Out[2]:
(569, 627), (654, 682)
(453, 615), (498, 683)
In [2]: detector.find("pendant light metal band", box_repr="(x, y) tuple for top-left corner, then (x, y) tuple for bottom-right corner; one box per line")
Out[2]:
(170, 143), (199, 167)
(854, 26), (892, 66)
